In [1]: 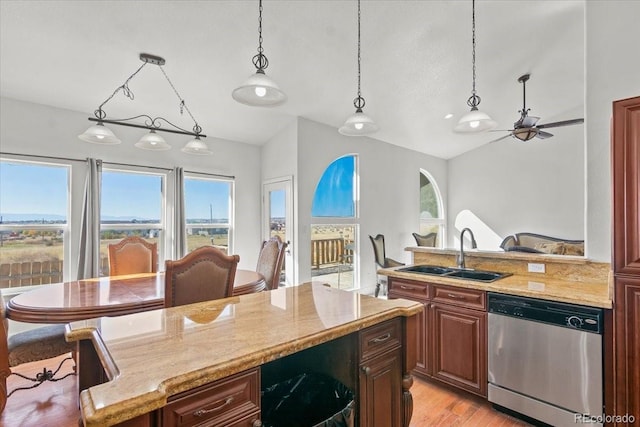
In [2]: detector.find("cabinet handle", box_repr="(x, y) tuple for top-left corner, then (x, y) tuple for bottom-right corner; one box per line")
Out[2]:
(399, 285), (413, 290)
(447, 293), (465, 299)
(193, 396), (234, 417)
(362, 366), (371, 375)
(253, 420), (263, 427)
(370, 333), (391, 344)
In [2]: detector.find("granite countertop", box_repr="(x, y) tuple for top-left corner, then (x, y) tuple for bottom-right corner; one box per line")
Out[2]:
(66, 282), (423, 427)
(379, 265), (612, 308)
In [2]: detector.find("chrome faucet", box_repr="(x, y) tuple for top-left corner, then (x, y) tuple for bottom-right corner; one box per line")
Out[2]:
(457, 228), (477, 269)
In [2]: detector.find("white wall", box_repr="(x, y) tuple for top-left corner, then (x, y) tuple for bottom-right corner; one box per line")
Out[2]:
(296, 118), (447, 294)
(261, 120), (299, 283)
(447, 124), (585, 251)
(585, 1), (640, 262)
(0, 97), (262, 274)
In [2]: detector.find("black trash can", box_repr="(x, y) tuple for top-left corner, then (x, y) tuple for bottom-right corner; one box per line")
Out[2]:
(261, 372), (355, 427)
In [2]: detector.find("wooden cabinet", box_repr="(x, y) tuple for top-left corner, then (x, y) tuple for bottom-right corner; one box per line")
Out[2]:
(431, 302), (487, 396)
(358, 319), (403, 427)
(611, 95), (640, 426)
(389, 278), (487, 397)
(162, 368), (260, 427)
(388, 279), (430, 378)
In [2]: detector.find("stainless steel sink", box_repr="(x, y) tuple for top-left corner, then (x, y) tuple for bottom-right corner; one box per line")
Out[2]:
(398, 265), (511, 283)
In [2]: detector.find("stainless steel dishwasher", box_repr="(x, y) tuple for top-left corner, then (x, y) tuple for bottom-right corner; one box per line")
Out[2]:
(487, 293), (604, 427)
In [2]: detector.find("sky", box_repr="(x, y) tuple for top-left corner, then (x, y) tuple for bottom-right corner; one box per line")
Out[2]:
(1, 156), (354, 222)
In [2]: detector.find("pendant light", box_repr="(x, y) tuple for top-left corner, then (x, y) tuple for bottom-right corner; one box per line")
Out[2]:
(339, 0), (378, 136)
(78, 53), (211, 154)
(454, 0), (496, 133)
(134, 129), (171, 151)
(232, 0), (286, 107)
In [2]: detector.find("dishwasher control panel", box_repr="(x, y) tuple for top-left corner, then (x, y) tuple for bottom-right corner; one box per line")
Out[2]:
(488, 293), (603, 334)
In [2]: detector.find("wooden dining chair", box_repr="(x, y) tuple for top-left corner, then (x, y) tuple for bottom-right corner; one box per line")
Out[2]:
(256, 236), (288, 290)
(164, 246), (240, 308)
(108, 236), (158, 276)
(0, 295), (76, 414)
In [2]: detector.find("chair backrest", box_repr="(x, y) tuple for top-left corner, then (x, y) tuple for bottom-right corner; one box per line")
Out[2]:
(412, 232), (437, 247)
(164, 246), (240, 308)
(369, 234), (387, 268)
(108, 236), (158, 276)
(256, 236), (287, 291)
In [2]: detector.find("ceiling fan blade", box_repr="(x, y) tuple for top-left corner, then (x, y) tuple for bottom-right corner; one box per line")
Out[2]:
(536, 130), (554, 139)
(489, 129), (513, 132)
(486, 133), (513, 144)
(537, 118), (584, 129)
(521, 116), (540, 127)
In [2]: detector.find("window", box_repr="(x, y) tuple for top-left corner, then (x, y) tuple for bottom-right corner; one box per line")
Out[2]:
(184, 176), (233, 254)
(312, 156), (356, 217)
(100, 169), (165, 275)
(311, 155), (359, 290)
(419, 170), (444, 247)
(0, 159), (69, 289)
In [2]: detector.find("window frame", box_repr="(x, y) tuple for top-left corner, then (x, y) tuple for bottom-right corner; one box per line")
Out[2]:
(311, 155), (360, 290)
(183, 173), (235, 255)
(100, 166), (168, 273)
(419, 168), (445, 248)
(0, 156), (71, 291)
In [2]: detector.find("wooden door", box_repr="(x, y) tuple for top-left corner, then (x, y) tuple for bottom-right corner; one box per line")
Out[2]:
(359, 347), (402, 427)
(431, 303), (487, 397)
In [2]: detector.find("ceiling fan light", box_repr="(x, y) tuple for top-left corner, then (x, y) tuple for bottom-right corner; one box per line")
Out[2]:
(454, 108), (497, 133)
(339, 111), (379, 136)
(513, 127), (538, 142)
(78, 123), (121, 145)
(232, 71), (287, 107)
(134, 130), (171, 151)
(181, 136), (212, 155)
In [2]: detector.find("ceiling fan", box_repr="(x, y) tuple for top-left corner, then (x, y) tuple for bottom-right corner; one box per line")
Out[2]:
(489, 73), (584, 143)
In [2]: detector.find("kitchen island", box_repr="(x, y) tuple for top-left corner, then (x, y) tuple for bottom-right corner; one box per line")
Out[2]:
(66, 282), (422, 427)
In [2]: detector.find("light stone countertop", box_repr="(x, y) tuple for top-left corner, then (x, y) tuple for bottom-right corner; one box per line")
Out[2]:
(378, 266), (612, 308)
(65, 282), (423, 427)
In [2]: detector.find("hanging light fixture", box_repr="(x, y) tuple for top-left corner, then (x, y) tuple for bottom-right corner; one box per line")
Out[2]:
(339, 0), (378, 136)
(454, 0), (496, 133)
(78, 53), (211, 155)
(232, 0), (286, 107)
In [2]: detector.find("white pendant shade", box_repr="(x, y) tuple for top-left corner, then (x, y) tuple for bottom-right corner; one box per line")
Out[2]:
(339, 111), (379, 136)
(232, 71), (287, 107)
(454, 108), (497, 133)
(181, 136), (212, 155)
(134, 130), (171, 151)
(78, 123), (121, 145)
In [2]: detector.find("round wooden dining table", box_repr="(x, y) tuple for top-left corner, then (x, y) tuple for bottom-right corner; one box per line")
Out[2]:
(5, 270), (266, 324)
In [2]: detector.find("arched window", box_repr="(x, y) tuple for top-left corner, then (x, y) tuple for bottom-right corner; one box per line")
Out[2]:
(312, 155), (355, 217)
(311, 155), (358, 290)
(419, 170), (444, 247)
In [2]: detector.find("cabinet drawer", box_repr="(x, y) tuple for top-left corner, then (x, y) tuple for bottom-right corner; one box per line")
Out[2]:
(163, 368), (260, 427)
(359, 319), (401, 361)
(388, 278), (429, 301)
(432, 284), (486, 310)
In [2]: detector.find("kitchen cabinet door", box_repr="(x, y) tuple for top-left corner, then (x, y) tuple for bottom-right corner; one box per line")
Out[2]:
(359, 347), (402, 427)
(431, 303), (487, 397)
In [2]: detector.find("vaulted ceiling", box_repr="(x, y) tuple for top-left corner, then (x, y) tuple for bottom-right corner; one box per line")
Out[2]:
(0, 0), (585, 159)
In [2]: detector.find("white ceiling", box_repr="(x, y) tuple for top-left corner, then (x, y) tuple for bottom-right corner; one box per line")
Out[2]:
(0, 0), (585, 159)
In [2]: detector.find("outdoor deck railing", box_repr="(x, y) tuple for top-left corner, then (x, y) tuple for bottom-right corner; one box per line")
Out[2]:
(1, 240), (351, 287)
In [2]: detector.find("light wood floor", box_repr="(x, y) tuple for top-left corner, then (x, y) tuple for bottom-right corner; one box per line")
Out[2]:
(1, 354), (530, 427)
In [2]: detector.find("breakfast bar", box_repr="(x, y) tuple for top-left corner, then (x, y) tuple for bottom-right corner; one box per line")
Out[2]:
(65, 282), (423, 427)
